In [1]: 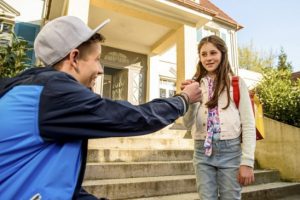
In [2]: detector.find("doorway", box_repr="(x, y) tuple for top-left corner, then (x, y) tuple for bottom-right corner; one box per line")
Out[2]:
(102, 67), (128, 100)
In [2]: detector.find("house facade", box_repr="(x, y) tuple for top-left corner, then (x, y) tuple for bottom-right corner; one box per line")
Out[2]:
(0, 0), (19, 45)
(33, 0), (243, 103)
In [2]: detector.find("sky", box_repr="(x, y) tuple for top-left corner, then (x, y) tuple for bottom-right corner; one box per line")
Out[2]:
(5, 0), (44, 23)
(210, 0), (300, 72)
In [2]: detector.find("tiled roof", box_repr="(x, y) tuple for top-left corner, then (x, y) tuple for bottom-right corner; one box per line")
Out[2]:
(169, 0), (243, 30)
(291, 71), (300, 81)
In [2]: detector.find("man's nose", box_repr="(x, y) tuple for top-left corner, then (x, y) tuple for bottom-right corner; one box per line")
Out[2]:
(98, 63), (104, 75)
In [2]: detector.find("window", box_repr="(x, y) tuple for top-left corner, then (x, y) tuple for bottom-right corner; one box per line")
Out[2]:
(221, 33), (227, 43)
(203, 27), (218, 37)
(2, 23), (12, 33)
(0, 39), (10, 46)
(0, 22), (13, 34)
(168, 90), (175, 97)
(159, 78), (176, 98)
(103, 74), (112, 98)
(197, 27), (220, 42)
(160, 89), (166, 98)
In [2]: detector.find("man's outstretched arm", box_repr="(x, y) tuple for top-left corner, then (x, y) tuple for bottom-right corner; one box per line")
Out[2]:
(39, 74), (201, 140)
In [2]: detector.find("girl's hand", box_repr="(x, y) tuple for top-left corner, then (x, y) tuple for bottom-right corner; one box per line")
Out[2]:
(180, 79), (195, 90)
(237, 165), (255, 186)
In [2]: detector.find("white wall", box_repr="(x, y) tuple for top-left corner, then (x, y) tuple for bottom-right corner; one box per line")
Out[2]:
(158, 45), (177, 79)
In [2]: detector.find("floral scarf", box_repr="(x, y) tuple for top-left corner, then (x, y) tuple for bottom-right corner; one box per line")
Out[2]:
(204, 76), (221, 156)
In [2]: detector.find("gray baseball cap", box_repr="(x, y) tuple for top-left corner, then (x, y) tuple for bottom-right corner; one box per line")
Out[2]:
(34, 16), (110, 66)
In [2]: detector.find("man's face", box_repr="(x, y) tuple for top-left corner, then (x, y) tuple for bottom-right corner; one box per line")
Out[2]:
(77, 43), (103, 88)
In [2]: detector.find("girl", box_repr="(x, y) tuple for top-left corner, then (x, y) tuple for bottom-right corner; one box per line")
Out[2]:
(181, 35), (256, 200)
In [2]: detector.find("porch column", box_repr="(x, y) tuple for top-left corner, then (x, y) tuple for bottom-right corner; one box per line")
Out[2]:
(175, 25), (197, 128)
(230, 30), (239, 74)
(127, 64), (143, 105)
(176, 25), (198, 92)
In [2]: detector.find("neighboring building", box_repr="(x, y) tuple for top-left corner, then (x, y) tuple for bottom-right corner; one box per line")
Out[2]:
(0, 0), (20, 45)
(291, 71), (300, 82)
(3, 0), (44, 65)
(238, 68), (263, 89)
(43, 0), (243, 103)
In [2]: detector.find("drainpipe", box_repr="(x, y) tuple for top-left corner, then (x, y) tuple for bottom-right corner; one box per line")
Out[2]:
(42, 0), (52, 25)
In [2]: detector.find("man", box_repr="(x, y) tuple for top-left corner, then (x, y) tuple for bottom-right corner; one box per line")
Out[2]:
(0, 16), (201, 199)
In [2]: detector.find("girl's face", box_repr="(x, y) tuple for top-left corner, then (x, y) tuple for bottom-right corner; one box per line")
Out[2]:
(199, 42), (222, 75)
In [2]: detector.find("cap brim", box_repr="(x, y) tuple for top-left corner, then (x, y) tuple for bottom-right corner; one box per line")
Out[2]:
(93, 18), (111, 34)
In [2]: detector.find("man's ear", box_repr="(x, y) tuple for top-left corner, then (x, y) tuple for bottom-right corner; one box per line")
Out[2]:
(69, 49), (80, 73)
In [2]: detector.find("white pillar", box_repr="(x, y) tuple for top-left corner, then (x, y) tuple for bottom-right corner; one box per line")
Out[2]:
(176, 25), (197, 92)
(230, 30), (239, 74)
(127, 64), (143, 105)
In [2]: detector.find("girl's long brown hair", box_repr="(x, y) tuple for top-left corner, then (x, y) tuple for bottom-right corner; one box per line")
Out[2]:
(194, 35), (234, 109)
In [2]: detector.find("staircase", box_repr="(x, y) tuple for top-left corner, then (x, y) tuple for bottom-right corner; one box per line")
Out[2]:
(83, 129), (300, 200)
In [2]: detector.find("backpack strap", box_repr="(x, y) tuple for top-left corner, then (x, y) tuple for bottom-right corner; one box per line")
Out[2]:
(232, 76), (240, 108)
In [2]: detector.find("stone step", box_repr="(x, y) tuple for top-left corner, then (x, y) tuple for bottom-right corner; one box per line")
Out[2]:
(143, 124), (188, 138)
(254, 169), (281, 184)
(87, 149), (193, 162)
(127, 182), (300, 200)
(84, 161), (194, 180)
(83, 175), (196, 200)
(85, 156), (279, 181)
(276, 195), (300, 200)
(83, 170), (281, 199)
(242, 182), (300, 200)
(88, 137), (193, 150)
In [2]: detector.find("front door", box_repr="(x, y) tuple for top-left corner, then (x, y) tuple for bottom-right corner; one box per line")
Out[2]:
(102, 66), (128, 100)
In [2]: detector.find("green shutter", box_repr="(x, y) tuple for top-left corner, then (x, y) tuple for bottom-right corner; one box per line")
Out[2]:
(15, 22), (40, 66)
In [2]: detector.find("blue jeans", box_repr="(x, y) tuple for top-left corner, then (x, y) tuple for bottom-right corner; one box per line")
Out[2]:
(193, 137), (242, 200)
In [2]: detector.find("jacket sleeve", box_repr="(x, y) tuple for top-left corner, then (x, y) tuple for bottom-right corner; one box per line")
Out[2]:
(39, 74), (185, 141)
(238, 78), (256, 167)
(182, 103), (199, 131)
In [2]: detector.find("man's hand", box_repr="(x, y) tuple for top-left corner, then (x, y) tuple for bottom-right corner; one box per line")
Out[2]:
(180, 79), (195, 90)
(237, 165), (255, 186)
(181, 82), (202, 104)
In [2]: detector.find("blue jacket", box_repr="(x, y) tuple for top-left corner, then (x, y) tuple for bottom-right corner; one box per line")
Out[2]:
(0, 67), (185, 200)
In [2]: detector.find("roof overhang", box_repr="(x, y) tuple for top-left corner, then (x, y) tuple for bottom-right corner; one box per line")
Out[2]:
(46, 0), (212, 54)
(121, 0), (212, 28)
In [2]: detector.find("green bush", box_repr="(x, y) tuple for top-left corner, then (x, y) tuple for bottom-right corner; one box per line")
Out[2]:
(0, 33), (31, 78)
(256, 68), (300, 127)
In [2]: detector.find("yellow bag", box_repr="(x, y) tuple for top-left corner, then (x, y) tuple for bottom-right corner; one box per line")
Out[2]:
(251, 94), (265, 140)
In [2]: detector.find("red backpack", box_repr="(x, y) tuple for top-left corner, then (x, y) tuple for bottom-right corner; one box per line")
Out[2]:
(232, 76), (264, 140)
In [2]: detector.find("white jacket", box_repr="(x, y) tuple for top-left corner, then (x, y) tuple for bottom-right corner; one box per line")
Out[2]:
(183, 76), (256, 167)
